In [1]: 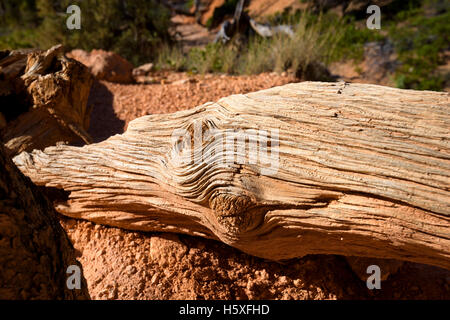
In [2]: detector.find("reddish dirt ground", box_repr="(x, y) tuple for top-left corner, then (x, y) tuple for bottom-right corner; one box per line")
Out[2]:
(60, 72), (450, 300)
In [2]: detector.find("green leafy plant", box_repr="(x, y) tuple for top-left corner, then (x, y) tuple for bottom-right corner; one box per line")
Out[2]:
(388, 7), (449, 90)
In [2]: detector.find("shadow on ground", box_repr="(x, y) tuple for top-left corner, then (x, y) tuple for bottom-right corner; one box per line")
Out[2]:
(87, 80), (125, 142)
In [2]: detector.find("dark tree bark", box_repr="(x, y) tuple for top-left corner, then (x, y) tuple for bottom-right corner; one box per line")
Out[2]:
(0, 145), (90, 299)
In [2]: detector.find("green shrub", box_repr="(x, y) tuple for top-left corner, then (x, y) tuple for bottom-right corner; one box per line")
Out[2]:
(332, 18), (385, 62)
(0, 0), (172, 66)
(159, 11), (343, 78)
(0, 28), (37, 49)
(388, 8), (449, 90)
(156, 44), (187, 71)
(240, 12), (343, 76)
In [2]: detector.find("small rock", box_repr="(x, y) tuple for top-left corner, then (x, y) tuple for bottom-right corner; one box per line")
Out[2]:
(107, 286), (118, 300)
(172, 79), (189, 85)
(132, 63), (154, 76)
(99, 289), (108, 297)
(151, 273), (159, 284)
(125, 265), (137, 275)
(258, 269), (269, 281)
(67, 49), (134, 84)
(278, 276), (288, 285)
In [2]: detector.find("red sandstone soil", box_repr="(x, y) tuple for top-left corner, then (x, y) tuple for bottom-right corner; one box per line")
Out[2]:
(60, 72), (450, 299)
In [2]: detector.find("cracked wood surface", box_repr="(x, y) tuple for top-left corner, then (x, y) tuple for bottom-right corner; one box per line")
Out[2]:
(0, 45), (93, 156)
(13, 82), (450, 269)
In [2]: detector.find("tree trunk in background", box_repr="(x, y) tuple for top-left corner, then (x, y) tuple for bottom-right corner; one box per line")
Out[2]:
(0, 145), (90, 299)
(13, 82), (450, 269)
(0, 44), (93, 157)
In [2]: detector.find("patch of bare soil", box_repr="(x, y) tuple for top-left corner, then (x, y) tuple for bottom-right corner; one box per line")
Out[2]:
(61, 72), (450, 300)
(87, 72), (296, 140)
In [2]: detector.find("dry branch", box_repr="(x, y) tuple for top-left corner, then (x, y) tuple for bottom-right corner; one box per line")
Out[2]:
(13, 82), (450, 269)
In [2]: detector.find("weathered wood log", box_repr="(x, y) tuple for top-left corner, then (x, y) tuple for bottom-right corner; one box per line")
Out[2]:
(0, 45), (93, 157)
(13, 82), (450, 269)
(0, 144), (89, 299)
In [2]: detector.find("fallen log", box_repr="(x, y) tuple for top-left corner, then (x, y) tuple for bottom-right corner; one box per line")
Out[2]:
(13, 82), (450, 269)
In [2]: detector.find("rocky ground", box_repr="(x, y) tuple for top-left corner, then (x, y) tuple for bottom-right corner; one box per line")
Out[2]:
(59, 72), (450, 300)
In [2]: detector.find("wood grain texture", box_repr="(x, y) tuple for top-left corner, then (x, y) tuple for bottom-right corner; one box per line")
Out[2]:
(14, 82), (450, 268)
(0, 45), (93, 156)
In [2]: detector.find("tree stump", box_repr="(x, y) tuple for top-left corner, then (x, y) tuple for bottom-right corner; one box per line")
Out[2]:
(13, 82), (450, 269)
(0, 45), (93, 157)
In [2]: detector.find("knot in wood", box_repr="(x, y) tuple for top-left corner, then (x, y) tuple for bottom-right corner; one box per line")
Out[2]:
(209, 193), (257, 235)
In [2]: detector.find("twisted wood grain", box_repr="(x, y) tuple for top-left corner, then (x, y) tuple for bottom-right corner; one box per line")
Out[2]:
(14, 82), (450, 268)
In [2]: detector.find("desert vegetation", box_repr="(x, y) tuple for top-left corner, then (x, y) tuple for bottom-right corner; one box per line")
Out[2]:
(1, 0), (448, 89)
(157, 11), (341, 78)
(164, 0), (448, 90)
(0, 0), (172, 65)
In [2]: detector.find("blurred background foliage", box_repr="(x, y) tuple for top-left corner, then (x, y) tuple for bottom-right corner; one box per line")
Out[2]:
(0, 0), (172, 65)
(0, 0), (448, 90)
